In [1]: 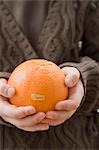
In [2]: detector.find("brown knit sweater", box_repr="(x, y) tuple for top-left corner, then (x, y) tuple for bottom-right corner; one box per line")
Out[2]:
(0, 0), (99, 149)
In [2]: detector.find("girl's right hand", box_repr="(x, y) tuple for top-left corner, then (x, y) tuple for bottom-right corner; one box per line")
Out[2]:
(0, 78), (49, 132)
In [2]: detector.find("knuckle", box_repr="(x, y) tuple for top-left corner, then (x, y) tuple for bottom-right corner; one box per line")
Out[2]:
(52, 113), (58, 119)
(63, 104), (67, 110)
(0, 84), (5, 92)
(72, 103), (79, 110)
(13, 111), (20, 119)
(0, 106), (10, 118)
(19, 109), (26, 116)
(14, 108), (26, 119)
(0, 84), (8, 95)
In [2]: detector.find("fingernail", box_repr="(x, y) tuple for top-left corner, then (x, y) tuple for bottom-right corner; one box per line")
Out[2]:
(7, 88), (15, 97)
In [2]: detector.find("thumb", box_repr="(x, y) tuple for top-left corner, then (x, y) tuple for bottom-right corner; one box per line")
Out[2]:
(61, 67), (80, 88)
(0, 79), (15, 98)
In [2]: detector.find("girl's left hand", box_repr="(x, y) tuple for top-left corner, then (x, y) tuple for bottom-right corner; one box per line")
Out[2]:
(41, 67), (84, 126)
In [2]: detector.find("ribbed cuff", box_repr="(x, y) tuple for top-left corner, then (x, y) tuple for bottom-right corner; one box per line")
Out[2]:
(0, 72), (13, 126)
(0, 72), (10, 80)
(59, 57), (99, 113)
(0, 117), (14, 127)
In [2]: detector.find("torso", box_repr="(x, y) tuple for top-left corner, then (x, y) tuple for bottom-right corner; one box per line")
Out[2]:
(4, 0), (49, 48)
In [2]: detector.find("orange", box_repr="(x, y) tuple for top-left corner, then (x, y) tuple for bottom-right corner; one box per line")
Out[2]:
(8, 59), (68, 112)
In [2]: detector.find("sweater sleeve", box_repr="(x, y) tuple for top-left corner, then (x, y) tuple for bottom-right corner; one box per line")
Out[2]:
(59, 1), (99, 113)
(59, 57), (99, 113)
(0, 72), (14, 127)
(0, 72), (10, 79)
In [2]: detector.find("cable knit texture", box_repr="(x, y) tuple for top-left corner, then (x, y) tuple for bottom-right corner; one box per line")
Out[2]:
(0, 0), (99, 149)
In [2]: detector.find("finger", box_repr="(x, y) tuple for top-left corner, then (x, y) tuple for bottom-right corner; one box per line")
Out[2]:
(62, 67), (80, 87)
(17, 112), (46, 127)
(46, 111), (66, 120)
(55, 80), (84, 111)
(11, 106), (36, 119)
(69, 80), (84, 101)
(46, 110), (75, 126)
(0, 98), (36, 118)
(18, 123), (49, 132)
(55, 100), (80, 111)
(0, 79), (15, 98)
(44, 118), (66, 126)
(3, 116), (49, 132)
(0, 78), (7, 83)
(44, 118), (63, 126)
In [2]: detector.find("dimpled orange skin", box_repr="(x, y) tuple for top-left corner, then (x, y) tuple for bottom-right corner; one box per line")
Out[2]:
(8, 59), (68, 112)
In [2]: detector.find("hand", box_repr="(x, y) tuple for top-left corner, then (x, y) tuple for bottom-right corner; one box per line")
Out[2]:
(0, 78), (49, 132)
(42, 67), (84, 126)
